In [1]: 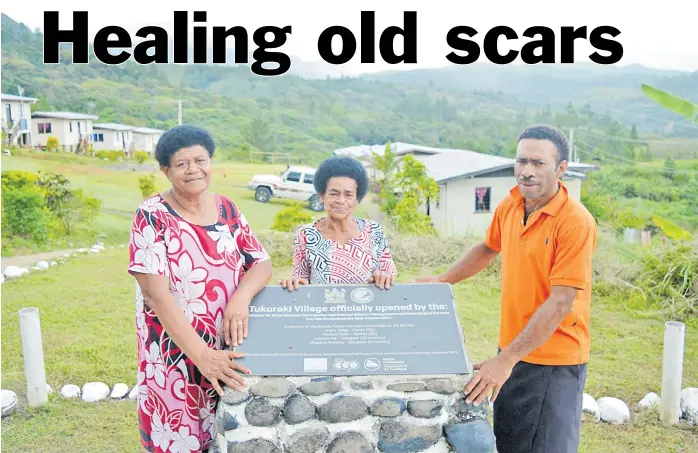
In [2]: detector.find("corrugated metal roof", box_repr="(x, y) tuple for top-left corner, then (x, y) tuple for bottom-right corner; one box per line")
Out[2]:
(133, 127), (164, 134)
(32, 111), (98, 120)
(334, 142), (596, 181)
(414, 151), (516, 182)
(1, 93), (39, 102)
(93, 123), (135, 131)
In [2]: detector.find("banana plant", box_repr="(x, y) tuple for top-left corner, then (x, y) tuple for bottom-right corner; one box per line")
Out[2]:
(641, 84), (698, 124)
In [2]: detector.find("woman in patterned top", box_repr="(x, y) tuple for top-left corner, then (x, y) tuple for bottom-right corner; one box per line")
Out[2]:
(128, 125), (272, 453)
(279, 156), (397, 291)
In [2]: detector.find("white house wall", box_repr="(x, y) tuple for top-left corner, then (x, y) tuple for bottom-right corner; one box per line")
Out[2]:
(428, 176), (584, 238)
(33, 119), (93, 149)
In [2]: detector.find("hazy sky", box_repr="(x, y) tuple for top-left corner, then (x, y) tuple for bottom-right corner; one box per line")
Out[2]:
(3, 0), (697, 74)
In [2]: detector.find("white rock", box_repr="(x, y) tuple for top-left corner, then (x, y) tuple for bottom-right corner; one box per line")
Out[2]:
(598, 397), (631, 424)
(97, 241), (105, 246)
(582, 393), (601, 422)
(119, 244), (126, 248)
(110, 383), (129, 399)
(637, 392), (661, 411)
(1, 390), (18, 417)
(93, 244), (105, 251)
(47, 384), (54, 394)
(680, 388), (698, 424)
(3, 266), (29, 278)
(49, 261), (58, 266)
(78, 248), (88, 253)
(60, 384), (81, 398)
(90, 247), (101, 253)
(81, 382), (110, 402)
(35, 261), (49, 270)
(128, 385), (139, 399)
(63, 253), (70, 258)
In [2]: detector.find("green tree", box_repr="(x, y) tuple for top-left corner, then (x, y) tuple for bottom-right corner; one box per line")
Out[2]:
(388, 155), (439, 234)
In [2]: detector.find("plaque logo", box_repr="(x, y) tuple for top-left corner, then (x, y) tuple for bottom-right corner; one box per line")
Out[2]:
(333, 358), (359, 371)
(350, 287), (375, 304)
(324, 288), (346, 304)
(363, 358), (381, 371)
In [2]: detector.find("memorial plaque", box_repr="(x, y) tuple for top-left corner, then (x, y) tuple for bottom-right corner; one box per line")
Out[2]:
(234, 283), (472, 376)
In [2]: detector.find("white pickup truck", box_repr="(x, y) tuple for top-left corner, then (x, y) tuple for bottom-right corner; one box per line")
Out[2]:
(247, 165), (325, 212)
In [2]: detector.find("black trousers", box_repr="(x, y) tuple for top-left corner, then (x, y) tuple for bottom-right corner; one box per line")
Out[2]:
(493, 359), (588, 453)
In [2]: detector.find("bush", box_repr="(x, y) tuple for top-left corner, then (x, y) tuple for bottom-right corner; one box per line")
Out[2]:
(134, 151), (149, 163)
(271, 203), (314, 232)
(1, 188), (48, 242)
(1, 170), (39, 192)
(138, 175), (157, 199)
(45, 135), (59, 151)
(95, 150), (127, 161)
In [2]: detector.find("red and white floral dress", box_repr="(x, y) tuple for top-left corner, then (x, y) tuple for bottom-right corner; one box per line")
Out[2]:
(128, 194), (269, 453)
(292, 217), (397, 284)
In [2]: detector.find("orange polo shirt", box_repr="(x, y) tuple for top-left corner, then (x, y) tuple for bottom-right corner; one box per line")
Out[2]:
(484, 180), (597, 366)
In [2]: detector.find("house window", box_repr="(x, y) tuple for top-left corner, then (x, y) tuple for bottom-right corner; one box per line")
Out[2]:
(475, 187), (491, 212)
(70, 121), (73, 132)
(92, 133), (104, 142)
(38, 122), (51, 134)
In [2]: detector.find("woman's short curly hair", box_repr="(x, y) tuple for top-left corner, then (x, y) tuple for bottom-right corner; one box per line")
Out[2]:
(155, 125), (216, 167)
(313, 156), (369, 202)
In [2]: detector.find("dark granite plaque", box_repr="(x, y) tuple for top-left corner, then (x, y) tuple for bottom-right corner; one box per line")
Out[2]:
(233, 283), (472, 376)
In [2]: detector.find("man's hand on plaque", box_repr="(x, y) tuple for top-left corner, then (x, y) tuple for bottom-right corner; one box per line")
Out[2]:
(279, 277), (309, 291)
(463, 355), (515, 406)
(368, 271), (395, 290)
(197, 349), (250, 395)
(223, 297), (251, 347)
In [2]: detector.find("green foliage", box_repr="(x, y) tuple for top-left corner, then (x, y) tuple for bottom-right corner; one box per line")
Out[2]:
(35, 172), (101, 235)
(95, 150), (127, 161)
(641, 83), (698, 123)
(1, 187), (48, 242)
(134, 151), (149, 163)
(271, 203), (314, 232)
(382, 155), (439, 234)
(138, 174), (157, 199)
(651, 215), (692, 241)
(1, 170), (39, 192)
(45, 135), (59, 151)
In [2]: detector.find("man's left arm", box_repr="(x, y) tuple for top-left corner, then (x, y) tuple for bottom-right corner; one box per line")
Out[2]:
(464, 220), (597, 405)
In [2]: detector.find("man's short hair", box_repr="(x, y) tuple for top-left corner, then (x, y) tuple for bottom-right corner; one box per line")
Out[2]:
(518, 124), (569, 165)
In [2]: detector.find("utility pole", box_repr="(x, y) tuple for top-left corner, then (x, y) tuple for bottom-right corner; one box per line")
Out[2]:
(569, 127), (576, 162)
(178, 100), (182, 125)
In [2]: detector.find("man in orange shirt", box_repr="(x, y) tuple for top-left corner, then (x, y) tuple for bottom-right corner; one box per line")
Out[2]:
(416, 124), (597, 453)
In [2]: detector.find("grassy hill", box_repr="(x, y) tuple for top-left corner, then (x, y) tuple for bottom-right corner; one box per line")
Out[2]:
(363, 63), (698, 136)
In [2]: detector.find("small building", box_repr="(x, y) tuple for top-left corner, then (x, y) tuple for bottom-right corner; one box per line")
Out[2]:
(92, 123), (135, 152)
(2, 93), (39, 148)
(414, 150), (595, 237)
(334, 141), (597, 237)
(31, 111), (98, 152)
(132, 127), (164, 153)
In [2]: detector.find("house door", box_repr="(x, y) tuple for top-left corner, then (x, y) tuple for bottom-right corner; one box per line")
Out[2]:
(77, 121), (82, 137)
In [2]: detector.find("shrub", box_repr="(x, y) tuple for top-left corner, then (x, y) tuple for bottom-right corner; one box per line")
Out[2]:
(134, 151), (149, 163)
(271, 203), (314, 232)
(138, 175), (157, 199)
(95, 150), (127, 161)
(1, 188), (48, 242)
(1, 170), (39, 192)
(36, 172), (101, 235)
(45, 135), (59, 151)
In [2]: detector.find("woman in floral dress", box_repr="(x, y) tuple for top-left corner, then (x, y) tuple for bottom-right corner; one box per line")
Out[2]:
(279, 156), (397, 290)
(128, 125), (272, 453)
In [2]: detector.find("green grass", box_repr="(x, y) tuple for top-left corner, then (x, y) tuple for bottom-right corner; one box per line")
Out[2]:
(0, 153), (370, 254)
(1, 249), (696, 452)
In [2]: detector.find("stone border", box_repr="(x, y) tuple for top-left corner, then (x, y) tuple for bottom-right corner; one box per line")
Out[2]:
(214, 374), (495, 453)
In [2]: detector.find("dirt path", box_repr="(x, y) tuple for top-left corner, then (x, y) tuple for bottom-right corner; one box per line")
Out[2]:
(1, 249), (80, 270)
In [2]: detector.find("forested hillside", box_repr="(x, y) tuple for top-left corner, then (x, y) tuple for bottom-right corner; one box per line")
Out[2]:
(3, 13), (697, 165)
